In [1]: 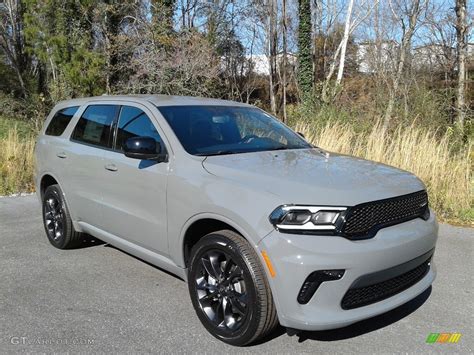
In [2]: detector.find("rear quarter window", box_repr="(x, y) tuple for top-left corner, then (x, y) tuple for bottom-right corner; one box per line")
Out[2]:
(45, 106), (79, 136)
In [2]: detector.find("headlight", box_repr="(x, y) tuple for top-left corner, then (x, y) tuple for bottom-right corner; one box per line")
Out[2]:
(269, 205), (347, 232)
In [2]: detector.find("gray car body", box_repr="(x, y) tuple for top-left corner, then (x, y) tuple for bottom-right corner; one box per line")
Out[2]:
(35, 95), (438, 331)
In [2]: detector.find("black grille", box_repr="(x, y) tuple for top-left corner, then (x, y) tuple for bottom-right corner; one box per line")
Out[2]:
(341, 258), (431, 310)
(341, 190), (429, 239)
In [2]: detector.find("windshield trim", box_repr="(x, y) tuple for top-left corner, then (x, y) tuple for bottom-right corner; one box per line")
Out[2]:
(195, 146), (312, 157)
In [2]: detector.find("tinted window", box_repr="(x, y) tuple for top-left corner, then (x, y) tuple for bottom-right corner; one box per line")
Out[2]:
(71, 105), (119, 148)
(115, 106), (163, 151)
(158, 105), (310, 156)
(45, 106), (79, 136)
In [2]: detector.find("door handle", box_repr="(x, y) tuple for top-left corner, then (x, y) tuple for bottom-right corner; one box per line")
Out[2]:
(104, 163), (118, 172)
(56, 152), (67, 159)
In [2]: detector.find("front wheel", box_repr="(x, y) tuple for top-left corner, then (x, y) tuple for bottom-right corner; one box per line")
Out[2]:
(187, 230), (278, 346)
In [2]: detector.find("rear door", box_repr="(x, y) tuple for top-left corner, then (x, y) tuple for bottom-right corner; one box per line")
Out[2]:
(100, 103), (170, 256)
(36, 105), (80, 190)
(62, 104), (120, 228)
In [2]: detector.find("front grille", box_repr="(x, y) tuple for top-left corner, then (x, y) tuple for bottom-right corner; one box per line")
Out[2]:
(341, 190), (429, 239)
(341, 258), (431, 310)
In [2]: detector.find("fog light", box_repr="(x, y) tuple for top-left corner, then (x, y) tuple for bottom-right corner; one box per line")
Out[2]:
(297, 270), (345, 304)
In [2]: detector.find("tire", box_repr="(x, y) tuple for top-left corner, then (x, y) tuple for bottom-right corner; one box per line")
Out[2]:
(187, 229), (278, 346)
(42, 184), (83, 249)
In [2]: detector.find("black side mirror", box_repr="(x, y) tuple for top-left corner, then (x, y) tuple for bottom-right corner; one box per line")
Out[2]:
(123, 136), (167, 162)
(297, 132), (305, 139)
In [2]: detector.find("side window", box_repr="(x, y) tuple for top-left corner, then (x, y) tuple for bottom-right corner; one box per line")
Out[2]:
(71, 105), (119, 148)
(45, 106), (79, 136)
(115, 106), (163, 151)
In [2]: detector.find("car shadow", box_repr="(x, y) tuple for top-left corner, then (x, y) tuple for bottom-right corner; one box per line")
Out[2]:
(68, 234), (105, 249)
(294, 286), (432, 343)
(102, 243), (185, 281)
(253, 286), (432, 345)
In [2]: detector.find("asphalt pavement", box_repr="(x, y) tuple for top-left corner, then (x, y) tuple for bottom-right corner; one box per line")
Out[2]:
(0, 195), (472, 354)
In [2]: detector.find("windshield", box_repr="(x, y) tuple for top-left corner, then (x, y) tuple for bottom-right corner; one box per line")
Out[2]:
(157, 105), (311, 156)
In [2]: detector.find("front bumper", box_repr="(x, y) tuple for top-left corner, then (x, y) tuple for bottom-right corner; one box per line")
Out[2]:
(257, 211), (438, 331)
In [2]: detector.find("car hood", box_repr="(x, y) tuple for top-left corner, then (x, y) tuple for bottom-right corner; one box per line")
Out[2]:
(202, 148), (425, 206)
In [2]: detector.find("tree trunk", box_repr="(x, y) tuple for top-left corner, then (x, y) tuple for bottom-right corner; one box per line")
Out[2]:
(1, 0), (28, 97)
(268, 0), (278, 115)
(321, 41), (343, 102)
(282, 0), (288, 123)
(455, 0), (467, 129)
(383, 0), (423, 129)
(297, 0), (313, 98)
(335, 0), (354, 86)
(312, 0), (322, 87)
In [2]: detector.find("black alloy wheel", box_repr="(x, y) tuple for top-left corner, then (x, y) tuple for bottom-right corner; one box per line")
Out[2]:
(42, 184), (82, 249)
(188, 229), (278, 346)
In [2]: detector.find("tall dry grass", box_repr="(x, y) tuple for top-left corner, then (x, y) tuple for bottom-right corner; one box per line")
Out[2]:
(295, 120), (472, 222)
(0, 126), (35, 195)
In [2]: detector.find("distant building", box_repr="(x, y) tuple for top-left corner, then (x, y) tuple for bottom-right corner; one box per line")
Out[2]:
(356, 41), (398, 73)
(413, 44), (458, 71)
(357, 41), (474, 74)
(244, 53), (297, 76)
(241, 43), (473, 77)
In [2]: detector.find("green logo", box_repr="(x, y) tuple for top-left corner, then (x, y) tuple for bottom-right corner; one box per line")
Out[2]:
(426, 333), (462, 344)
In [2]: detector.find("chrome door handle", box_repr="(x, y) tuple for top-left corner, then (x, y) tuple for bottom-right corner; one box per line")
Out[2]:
(56, 152), (67, 159)
(104, 163), (118, 172)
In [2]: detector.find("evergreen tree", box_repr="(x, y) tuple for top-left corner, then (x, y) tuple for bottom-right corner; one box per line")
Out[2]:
(297, 0), (313, 96)
(24, 0), (105, 99)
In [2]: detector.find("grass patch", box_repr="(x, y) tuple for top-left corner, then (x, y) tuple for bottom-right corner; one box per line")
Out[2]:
(0, 117), (36, 195)
(0, 116), (35, 139)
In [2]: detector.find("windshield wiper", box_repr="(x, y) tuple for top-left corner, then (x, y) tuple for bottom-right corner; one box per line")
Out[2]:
(196, 150), (240, 156)
(270, 146), (290, 151)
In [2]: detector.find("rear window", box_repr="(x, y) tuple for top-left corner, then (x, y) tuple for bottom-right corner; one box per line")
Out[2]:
(71, 105), (119, 148)
(45, 106), (79, 136)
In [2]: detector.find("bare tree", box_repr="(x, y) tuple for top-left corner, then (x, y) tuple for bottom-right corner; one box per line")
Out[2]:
(268, 0), (278, 114)
(424, 5), (457, 85)
(455, 0), (468, 129)
(321, 0), (378, 102)
(177, 0), (199, 28)
(282, 0), (288, 122)
(335, 0), (354, 86)
(383, 0), (429, 128)
(0, 0), (28, 97)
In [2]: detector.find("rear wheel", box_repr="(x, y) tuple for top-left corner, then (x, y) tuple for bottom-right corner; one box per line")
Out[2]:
(42, 184), (82, 249)
(187, 230), (278, 346)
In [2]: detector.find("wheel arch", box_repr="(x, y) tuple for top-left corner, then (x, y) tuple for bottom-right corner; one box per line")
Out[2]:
(180, 213), (258, 268)
(39, 173), (60, 199)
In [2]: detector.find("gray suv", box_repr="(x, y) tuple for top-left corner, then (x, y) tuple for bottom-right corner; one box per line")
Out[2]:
(35, 95), (438, 346)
